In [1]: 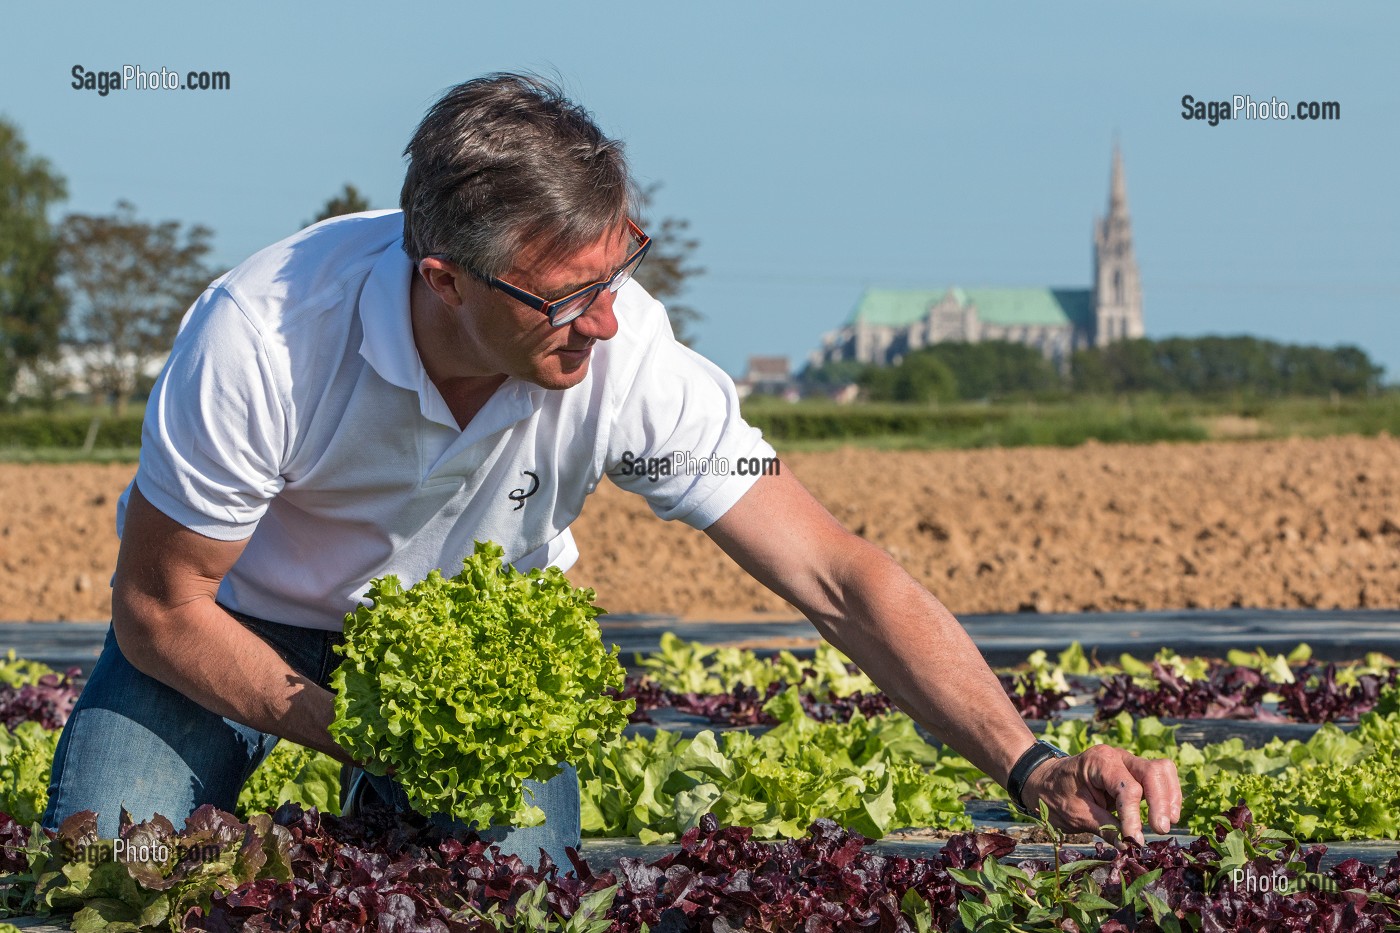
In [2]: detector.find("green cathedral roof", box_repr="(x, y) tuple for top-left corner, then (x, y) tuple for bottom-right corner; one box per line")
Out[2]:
(849, 287), (1094, 329)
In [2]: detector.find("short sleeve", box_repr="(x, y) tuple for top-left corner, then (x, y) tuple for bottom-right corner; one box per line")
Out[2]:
(605, 326), (778, 530)
(133, 285), (288, 540)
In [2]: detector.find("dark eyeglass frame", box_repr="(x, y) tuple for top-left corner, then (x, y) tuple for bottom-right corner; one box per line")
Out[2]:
(422, 218), (651, 327)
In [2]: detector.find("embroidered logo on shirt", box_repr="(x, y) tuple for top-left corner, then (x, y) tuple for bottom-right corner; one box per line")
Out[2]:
(509, 470), (540, 511)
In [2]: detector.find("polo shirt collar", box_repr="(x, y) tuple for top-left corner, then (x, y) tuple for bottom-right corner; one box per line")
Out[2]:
(358, 240), (419, 392)
(357, 238), (547, 433)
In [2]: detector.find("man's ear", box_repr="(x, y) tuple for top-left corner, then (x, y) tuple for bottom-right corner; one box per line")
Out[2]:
(417, 258), (467, 307)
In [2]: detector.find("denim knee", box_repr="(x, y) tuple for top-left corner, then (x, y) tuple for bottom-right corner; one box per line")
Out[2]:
(354, 762), (583, 871)
(43, 627), (272, 837)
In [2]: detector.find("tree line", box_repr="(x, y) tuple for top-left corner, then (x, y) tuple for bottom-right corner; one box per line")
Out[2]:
(803, 336), (1385, 403)
(0, 121), (702, 414)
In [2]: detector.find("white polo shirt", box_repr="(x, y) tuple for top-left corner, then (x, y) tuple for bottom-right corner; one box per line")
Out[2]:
(117, 211), (776, 631)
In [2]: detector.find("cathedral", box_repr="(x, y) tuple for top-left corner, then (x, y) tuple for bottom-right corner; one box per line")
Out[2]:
(811, 147), (1144, 371)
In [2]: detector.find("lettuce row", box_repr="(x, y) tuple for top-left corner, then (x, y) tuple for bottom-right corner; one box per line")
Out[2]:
(1175, 696), (1400, 840)
(579, 687), (973, 842)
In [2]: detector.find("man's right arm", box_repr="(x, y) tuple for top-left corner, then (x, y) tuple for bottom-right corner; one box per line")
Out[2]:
(111, 483), (352, 764)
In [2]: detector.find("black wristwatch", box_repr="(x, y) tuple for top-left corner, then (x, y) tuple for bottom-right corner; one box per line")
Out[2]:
(1007, 740), (1069, 815)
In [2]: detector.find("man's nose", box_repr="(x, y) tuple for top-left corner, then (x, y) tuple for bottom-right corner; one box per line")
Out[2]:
(571, 289), (620, 341)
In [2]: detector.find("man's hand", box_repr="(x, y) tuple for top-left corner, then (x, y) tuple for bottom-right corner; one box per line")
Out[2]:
(1021, 746), (1183, 846)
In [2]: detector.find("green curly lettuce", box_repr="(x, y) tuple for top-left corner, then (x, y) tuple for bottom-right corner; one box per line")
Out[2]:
(329, 541), (631, 828)
(0, 722), (59, 824)
(0, 649), (56, 688)
(236, 741), (343, 818)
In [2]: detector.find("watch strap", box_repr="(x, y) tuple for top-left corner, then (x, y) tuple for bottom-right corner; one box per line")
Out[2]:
(1007, 740), (1069, 814)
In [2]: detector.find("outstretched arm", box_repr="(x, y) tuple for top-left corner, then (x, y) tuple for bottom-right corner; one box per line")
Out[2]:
(703, 464), (1182, 843)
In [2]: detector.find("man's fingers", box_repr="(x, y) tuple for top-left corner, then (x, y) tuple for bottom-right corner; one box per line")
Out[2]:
(1111, 774), (1146, 844)
(1077, 746), (1165, 844)
(1083, 800), (1121, 844)
(1124, 756), (1181, 834)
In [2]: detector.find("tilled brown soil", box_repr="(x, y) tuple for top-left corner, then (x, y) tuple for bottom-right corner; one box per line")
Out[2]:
(2, 436), (1397, 622)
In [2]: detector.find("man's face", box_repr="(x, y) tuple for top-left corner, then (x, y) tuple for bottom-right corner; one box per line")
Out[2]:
(456, 224), (630, 390)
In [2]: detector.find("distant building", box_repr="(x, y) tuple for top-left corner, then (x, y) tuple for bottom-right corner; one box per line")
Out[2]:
(811, 146), (1143, 371)
(829, 383), (860, 405)
(735, 355), (793, 400)
(10, 344), (167, 403)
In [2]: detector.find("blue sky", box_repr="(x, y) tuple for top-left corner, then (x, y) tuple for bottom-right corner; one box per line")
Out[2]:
(3, 1), (1396, 379)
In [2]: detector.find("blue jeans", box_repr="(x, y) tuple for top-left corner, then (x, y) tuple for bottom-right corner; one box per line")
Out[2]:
(42, 614), (581, 870)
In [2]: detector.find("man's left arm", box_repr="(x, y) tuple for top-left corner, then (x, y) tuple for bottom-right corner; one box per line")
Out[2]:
(703, 465), (1183, 844)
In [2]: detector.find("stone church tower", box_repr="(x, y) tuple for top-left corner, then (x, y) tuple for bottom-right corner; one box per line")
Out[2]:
(1091, 145), (1144, 346)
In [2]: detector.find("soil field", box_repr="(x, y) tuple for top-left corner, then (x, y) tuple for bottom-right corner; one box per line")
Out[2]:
(1, 435), (1397, 622)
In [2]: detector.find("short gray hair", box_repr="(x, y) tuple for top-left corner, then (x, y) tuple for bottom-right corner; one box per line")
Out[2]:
(400, 73), (634, 278)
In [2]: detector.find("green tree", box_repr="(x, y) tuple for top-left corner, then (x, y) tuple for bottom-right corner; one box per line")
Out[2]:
(307, 183), (372, 226)
(1072, 338), (1165, 394)
(800, 359), (872, 390)
(632, 183), (704, 347)
(61, 201), (214, 414)
(0, 119), (67, 402)
(919, 341), (1061, 400)
(862, 350), (958, 403)
(1071, 335), (1383, 397)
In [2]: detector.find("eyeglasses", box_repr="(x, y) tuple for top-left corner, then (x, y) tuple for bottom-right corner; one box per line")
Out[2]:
(423, 218), (651, 327)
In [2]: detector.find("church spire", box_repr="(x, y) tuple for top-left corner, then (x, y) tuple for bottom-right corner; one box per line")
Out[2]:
(1092, 142), (1143, 347)
(1109, 142), (1128, 215)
